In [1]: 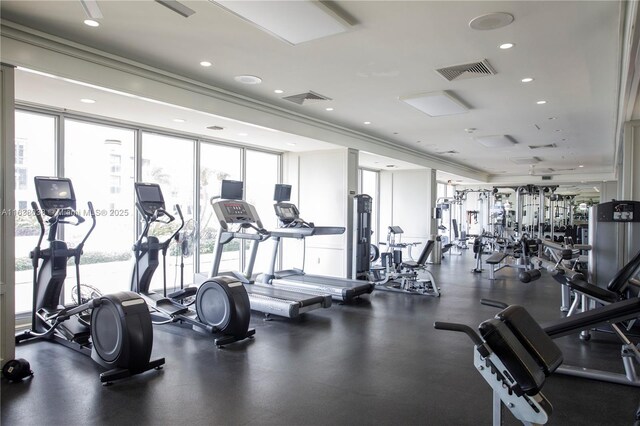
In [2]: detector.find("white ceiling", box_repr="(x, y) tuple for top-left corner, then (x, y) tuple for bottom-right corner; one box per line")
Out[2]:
(0, 0), (630, 182)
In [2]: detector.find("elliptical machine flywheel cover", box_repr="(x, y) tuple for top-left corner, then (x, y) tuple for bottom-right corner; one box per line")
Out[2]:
(90, 291), (153, 373)
(196, 277), (251, 337)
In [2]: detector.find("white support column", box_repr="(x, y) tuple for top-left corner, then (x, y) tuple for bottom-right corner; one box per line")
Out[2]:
(345, 148), (359, 277)
(426, 168), (437, 237)
(620, 121), (640, 200)
(0, 63), (16, 367)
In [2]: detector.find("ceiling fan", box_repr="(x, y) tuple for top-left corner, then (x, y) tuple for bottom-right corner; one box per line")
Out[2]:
(80, 0), (196, 21)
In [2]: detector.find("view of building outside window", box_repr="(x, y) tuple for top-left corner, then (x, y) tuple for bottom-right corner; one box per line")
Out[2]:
(199, 143), (241, 276)
(64, 119), (136, 303)
(141, 132), (195, 293)
(14, 111), (56, 314)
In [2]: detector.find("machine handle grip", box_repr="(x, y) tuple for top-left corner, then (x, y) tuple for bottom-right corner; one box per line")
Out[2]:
(77, 201), (97, 250)
(434, 322), (483, 346)
(480, 298), (509, 309)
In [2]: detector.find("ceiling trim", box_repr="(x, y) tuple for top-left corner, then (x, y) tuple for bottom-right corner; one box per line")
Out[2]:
(0, 19), (489, 182)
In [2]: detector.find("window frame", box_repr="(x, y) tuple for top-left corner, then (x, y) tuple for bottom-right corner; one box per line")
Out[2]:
(14, 103), (283, 322)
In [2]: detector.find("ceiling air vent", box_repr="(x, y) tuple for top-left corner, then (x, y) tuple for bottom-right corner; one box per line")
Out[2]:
(510, 156), (540, 165)
(528, 143), (557, 150)
(282, 91), (332, 105)
(435, 59), (496, 82)
(207, 125), (225, 131)
(541, 176), (553, 181)
(436, 150), (459, 155)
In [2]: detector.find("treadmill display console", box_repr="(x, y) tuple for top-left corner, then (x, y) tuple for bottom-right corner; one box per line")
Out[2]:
(222, 202), (256, 223)
(274, 203), (299, 223)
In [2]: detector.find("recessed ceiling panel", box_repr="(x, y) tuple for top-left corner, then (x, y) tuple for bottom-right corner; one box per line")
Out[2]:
(209, 0), (350, 45)
(400, 91), (469, 117)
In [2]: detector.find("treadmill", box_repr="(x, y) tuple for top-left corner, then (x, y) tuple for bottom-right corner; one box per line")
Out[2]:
(258, 184), (374, 302)
(209, 180), (331, 319)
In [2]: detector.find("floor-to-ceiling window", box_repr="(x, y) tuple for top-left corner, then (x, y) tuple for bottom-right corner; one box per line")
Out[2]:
(245, 150), (280, 273)
(64, 119), (136, 301)
(13, 107), (281, 318)
(199, 143), (242, 276)
(141, 132), (195, 294)
(14, 111), (56, 314)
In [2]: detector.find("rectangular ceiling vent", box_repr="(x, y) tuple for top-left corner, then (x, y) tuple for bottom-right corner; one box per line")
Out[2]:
(436, 150), (459, 155)
(207, 125), (225, 131)
(510, 156), (540, 165)
(282, 91), (332, 105)
(541, 176), (553, 181)
(528, 143), (557, 150)
(435, 59), (496, 81)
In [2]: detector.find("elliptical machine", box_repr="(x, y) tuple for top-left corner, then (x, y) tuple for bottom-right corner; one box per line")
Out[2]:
(131, 182), (254, 347)
(16, 176), (165, 384)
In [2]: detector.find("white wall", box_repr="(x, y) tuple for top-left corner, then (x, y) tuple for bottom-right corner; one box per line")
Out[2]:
(281, 149), (356, 277)
(378, 169), (436, 249)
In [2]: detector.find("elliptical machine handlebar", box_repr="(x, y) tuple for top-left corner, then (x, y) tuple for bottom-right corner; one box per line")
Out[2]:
(135, 202), (185, 253)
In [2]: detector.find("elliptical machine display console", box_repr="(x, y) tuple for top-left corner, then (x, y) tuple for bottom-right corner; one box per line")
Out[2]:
(132, 182), (255, 347)
(16, 176), (165, 384)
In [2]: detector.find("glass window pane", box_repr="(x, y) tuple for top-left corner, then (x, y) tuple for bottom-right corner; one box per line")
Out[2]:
(245, 150), (280, 274)
(141, 132), (195, 292)
(64, 119), (135, 301)
(199, 143), (241, 276)
(14, 111), (56, 314)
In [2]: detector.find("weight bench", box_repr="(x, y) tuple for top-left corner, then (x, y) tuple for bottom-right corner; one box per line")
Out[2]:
(437, 297), (640, 424)
(436, 305), (562, 425)
(485, 252), (509, 280)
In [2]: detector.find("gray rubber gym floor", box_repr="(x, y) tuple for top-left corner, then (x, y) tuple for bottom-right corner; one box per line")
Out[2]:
(2, 252), (639, 425)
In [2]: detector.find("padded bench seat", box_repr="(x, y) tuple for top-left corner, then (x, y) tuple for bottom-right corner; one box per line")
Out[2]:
(542, 297), (640, 338)
(486, 252), (508, 265)
(567, 278), (620, 304)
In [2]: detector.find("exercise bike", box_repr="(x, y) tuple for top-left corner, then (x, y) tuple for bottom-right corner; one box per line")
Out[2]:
(16, 176), (165, 384)
(131, 182), (255, 347)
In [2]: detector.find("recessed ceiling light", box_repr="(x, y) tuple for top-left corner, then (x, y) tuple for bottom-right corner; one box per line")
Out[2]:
(499, 43), (514, 49)
(521, 77), (534, 83)
(80, 98), (96, 104)
(83, 19), (100, 27)
(274, 89), (284, 94)
(325, 107), (334, 111)
(173, 118), (185, 123)
(536, 100), (547, 105)
(364, 121), (371, 125)
(286, 142), (297, 146)
(234, 75), (262, 85)
(200, 61), (212, 67)
(238, 132), (248, 136)
(579, 165), (584, 168)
